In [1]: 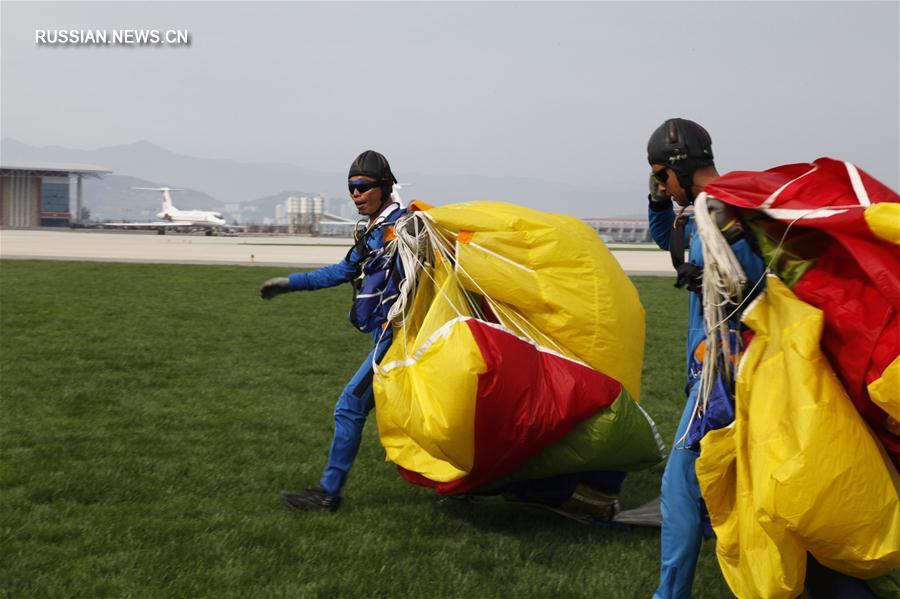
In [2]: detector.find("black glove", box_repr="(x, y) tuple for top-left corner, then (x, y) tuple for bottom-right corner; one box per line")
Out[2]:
(674, 262), (704, 294)
(648, 173), (672, 212)
(260, 277), (292, 300)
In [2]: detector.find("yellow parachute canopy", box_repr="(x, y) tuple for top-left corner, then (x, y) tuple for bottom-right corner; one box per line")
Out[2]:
(865, 202), (900, 245)
(696, 276), (900, 599)
(373, 202), (659, 493)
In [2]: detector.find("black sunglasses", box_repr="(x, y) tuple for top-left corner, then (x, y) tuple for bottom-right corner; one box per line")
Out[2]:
(652, 168), (669, 184)
(348, 180), (380, 195)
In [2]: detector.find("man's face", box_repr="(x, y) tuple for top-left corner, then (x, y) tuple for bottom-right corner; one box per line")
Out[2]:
(348, 176), (384, 216)
(651, 165), (690, 207)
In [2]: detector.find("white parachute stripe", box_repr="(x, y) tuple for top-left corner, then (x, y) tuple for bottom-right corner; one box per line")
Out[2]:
(375, 315), (590, 375)
(760, 164), (818, 208)
(465, 240), (535, 273)
(376, 315), (470, 374)
(763, 207), (852, 220)
(844, 161), (871, 207)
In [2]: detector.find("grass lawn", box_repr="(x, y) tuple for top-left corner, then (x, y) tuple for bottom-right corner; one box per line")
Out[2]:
(0, 260), (731, 598)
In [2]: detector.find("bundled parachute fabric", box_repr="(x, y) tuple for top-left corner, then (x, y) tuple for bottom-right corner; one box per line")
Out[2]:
(695, 277), (900, 599)
(703, 157), (900, 468)
(372, 201), (664, 495)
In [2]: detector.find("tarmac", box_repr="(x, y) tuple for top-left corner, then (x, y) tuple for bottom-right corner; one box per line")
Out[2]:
(0, 228), (675, 275)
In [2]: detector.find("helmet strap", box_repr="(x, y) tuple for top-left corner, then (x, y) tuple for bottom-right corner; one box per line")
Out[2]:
(672, 164), (697, 205)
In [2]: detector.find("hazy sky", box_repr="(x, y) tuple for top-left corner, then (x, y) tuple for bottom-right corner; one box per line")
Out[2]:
(2, 1), (898, 198)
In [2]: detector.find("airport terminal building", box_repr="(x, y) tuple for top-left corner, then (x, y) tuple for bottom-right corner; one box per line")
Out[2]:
(0, 161), (111, 228)
(583, 217), (652, 243)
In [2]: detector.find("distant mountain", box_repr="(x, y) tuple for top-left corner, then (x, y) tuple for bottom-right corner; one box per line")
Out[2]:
(2, 138), (640, 219)
(1, 138), (337, 206)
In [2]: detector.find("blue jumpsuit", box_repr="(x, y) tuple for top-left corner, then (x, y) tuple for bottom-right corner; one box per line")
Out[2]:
(648, 202), (764, 599)
(286, 205), (403, 498)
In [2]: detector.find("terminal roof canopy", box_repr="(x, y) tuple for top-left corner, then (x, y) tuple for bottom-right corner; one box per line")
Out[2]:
(0, 161), (112, 177)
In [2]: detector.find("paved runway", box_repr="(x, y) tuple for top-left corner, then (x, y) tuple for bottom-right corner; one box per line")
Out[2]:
(0, 229), (675, 275)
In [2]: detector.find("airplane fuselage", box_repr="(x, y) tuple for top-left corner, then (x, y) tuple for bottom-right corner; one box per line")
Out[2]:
(157, 209), (227, 227)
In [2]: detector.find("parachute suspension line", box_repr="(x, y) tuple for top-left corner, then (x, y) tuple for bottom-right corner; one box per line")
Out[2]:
(388, 213), (465, 324)
(420, 219), (537, 343)
(388, 212), (567, 355)
(384, 210), (571, 361)
(382, 212), (462, 365)
(388, 213), (428, 326)
(399, 217), (508, 334)
(418, 217), (475, 319)
(697, 191), (746, 380)
(431, 222), (571, 356)
(676, 193), (747, 449)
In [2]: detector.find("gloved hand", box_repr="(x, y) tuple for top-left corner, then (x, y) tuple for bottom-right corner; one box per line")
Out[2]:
(260, 277), (292, 300)
(648, 173), (672, 211)
(674, 262), (704, 294)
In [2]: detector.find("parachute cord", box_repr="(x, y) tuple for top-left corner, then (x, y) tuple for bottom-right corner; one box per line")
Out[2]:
(408, 215), (569, 356)
(378, 213), (461, 368)
(675, 193), (746, 449)
(386, 212), (433, 327)
(399, 216), (467, 320)
(382, 210), (573, 364)
(700, 192), (745, 385)
(435, 226), (569, 356)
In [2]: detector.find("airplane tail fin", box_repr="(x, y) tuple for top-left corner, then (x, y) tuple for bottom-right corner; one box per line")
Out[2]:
(161, 190), (175, 212)
(132, 187), (180, 213)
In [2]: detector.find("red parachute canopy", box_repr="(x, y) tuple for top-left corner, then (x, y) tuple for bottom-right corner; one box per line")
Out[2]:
(705, 157), (900, 468)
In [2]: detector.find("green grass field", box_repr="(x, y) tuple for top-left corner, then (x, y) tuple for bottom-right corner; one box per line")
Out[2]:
(1, 260), (732, 598)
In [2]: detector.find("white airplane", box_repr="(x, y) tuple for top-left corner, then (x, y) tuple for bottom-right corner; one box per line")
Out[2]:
(102, 187), (242, 235)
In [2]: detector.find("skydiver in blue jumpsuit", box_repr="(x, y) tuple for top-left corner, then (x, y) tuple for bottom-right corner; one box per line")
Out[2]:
(260, 150), (405, 512)
(646, 119), (765, 599)
(647, 120), (878, 599)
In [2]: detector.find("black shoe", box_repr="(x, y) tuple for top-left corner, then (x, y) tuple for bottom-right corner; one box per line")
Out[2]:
(281, 485), (341, 512)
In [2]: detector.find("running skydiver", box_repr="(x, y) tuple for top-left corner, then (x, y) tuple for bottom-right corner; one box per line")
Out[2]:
(645, 118), (765, 599)
(260, 150), (405, 512)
